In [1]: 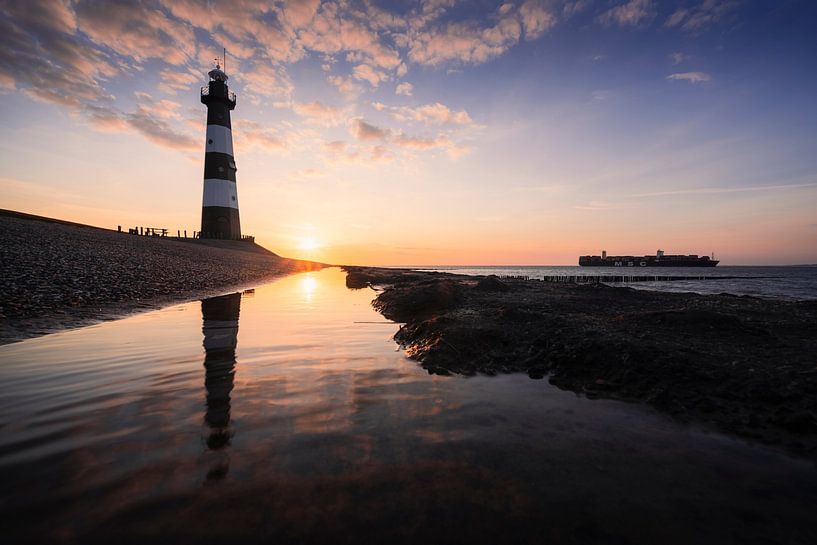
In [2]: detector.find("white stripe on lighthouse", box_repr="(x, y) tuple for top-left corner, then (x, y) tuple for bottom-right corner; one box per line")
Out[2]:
(203, 321), (240, 351)
(205, 125), (234, 156)
(202, 178), (239, 208)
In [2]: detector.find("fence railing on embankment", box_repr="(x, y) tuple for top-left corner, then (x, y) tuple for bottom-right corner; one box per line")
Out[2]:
(117, 225), (254, 243)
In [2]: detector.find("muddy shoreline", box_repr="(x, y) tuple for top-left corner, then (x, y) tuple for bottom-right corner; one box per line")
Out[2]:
(0, 210), (323, 345)
(345, 266), (817, 458)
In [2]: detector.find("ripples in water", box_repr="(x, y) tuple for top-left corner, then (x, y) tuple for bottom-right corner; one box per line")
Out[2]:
(1, 268), (816, 544)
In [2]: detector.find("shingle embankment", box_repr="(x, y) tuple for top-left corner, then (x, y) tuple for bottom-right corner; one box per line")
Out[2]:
(0, 210), (323, 344)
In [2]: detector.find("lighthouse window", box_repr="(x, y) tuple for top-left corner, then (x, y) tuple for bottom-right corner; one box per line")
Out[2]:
(218, 166), (224, 173)
(208, 139), (213, 144)
(228, 160), (236, 169)
(232, 196), (236, 201)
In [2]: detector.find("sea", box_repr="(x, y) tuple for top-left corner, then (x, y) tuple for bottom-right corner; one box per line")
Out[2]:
(413, 265), (817, 300)
(1, 267), (816, 543)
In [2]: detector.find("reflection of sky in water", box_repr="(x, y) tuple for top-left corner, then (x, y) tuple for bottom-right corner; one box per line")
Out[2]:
(1, 268), (816, 543)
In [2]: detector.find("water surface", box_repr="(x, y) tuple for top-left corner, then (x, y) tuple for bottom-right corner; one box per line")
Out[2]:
(1, 268), (815, 544)
(416, 265), (817, 300)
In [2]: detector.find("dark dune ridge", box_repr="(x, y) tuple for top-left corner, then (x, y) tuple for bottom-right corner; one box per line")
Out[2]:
(345, 266), (817, 458)
(0, 210), (323, 345)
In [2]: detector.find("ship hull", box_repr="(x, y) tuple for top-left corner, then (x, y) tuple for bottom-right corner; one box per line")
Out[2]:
(579, 257), (719, 267)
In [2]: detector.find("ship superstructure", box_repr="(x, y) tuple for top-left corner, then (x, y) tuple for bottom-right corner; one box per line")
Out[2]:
(579, 249), (719, 267)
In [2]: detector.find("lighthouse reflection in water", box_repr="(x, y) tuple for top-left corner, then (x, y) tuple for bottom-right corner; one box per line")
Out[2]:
(201, 291), (247, 479)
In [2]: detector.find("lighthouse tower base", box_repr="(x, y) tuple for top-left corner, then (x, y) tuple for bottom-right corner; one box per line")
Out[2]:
(201, 207), (241, 240)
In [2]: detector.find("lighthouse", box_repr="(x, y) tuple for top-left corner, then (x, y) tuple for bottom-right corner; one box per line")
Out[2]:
(200, 59), (240, 239)
(201, 292), (241, 451)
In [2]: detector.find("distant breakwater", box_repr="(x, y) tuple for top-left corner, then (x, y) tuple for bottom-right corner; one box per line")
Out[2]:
(500, 274), (775, 284)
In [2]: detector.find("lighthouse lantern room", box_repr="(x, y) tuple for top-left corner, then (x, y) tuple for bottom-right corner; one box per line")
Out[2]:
(200, 55), (240, 239)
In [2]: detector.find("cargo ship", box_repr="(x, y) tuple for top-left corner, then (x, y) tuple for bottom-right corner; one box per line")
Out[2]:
(579, 250), (719, 267)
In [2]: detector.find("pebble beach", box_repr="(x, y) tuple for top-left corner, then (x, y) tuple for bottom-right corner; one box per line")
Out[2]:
(0, 210), (320, 344)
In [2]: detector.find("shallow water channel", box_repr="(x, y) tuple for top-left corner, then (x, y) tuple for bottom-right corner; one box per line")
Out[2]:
(1, 268), (815, 544)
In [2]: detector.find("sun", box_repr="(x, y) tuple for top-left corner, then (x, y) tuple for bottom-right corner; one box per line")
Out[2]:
(299, 237), (320, 252)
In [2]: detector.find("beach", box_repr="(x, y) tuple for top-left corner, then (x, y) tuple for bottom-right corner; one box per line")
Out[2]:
(0, 210), (321, 345)
(2, 210), (816, 458)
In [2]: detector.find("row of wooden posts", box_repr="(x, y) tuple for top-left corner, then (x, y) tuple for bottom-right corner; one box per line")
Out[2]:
(498, 274), (725, 283)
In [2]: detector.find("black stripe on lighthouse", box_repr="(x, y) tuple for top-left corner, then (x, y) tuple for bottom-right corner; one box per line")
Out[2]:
(200, 67), (241, 240)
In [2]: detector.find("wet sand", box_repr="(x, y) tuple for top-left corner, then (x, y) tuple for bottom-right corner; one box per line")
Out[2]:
(345, 266), (817, 458)
(0, 210), (322, 345)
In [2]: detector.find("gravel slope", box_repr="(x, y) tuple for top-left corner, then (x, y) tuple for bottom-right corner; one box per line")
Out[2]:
(0, 210), (322, 344)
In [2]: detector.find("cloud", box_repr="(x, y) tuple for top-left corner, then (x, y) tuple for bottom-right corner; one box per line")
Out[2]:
(370, 144), (393, 162)
(0, 1), (116, 108)
(327, 75), (361, 95)
(75, 0), (195, 65)
(395, 82), (414, 96)
(394, 133), (470, 159)
(160, 0), (301, 63)
(574, 200), (632, 211)
(3, 0), (554, 167)
(669, 52), (689, 65)
(666, 1), (739, 33)
(135, 92), (183, 120)
(298, 3), (402, 69)
(597, 0), (656, 27)
(666, 71), (711, 83)
(158, 68), (199, 94)
(350, 119), (390, 141)
(403, 1), (556, 66)
(634, 182), (817, 198)
(126, 106), (199, 152)
(563, 0), (593, 18)
(377, 102), (473, 126)
(82, 104), (128, 133)
(242, 62), (294, 100)
(352, 64), (388, 87)
(235, 119), (288, 152)
(324, 140), (347, 153)
(292, 101), (344, 126)
(289, 168), (325, 181)
(519, 0), (558, 39)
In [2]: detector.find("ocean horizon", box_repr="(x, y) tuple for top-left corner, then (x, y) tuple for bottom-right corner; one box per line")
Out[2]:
(403, 265), (817, 301)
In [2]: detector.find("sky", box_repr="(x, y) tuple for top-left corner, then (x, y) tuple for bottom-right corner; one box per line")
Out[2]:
(1, 0), (816, 265)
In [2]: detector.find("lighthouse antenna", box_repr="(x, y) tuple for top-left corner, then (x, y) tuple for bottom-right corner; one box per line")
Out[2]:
(223, 47), (226, 73)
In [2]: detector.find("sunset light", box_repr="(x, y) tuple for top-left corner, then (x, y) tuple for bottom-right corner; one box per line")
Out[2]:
(298, 237), (321, 253)
(2, 2), (817, 543)
(1, 1), (814, 265)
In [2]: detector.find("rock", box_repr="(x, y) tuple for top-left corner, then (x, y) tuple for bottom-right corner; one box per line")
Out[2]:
(474, 275), (509, 292)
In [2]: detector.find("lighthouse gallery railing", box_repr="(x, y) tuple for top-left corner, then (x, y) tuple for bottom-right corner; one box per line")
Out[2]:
(200, 86), (236, 104)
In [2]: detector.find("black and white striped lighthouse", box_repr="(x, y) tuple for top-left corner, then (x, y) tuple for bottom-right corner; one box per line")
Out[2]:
(200, 59), (240, 239)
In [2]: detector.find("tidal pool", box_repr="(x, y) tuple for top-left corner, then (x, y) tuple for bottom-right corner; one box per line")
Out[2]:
(1, 268), (815, 544)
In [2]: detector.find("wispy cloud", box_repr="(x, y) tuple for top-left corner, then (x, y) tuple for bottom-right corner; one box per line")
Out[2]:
(597, 0), (656, 28)
(574, 199), (633, 211)
(666, 1), (740, 33)
(292, 101), (344, 126)
(350, 118), (390, 141)
(373, 101), (473, 126)
(667, 71), (711, 83)
(634, 182), (817, 198)
(126, 107), (198, 152)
